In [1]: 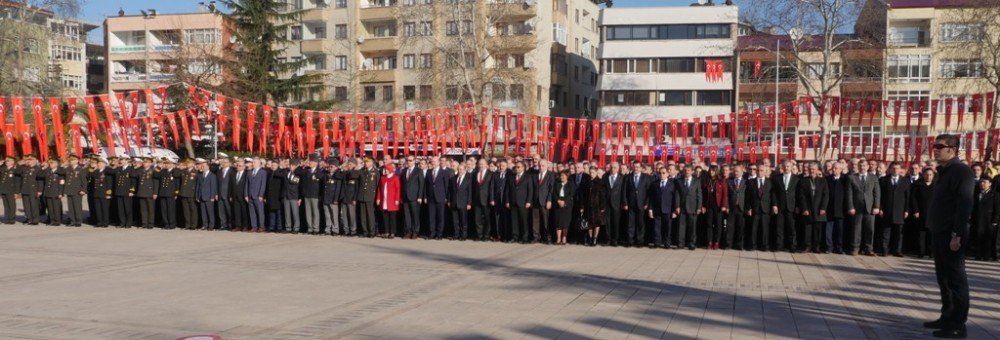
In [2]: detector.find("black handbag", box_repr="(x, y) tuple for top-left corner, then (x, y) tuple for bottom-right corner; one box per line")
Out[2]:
(578, 215), (591, 231)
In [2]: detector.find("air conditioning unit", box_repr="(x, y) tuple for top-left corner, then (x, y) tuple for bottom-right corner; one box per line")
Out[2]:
(549, 100), (556, 108)
(524, 0), (535, 6)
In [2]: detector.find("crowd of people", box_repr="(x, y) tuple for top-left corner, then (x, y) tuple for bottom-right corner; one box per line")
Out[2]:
(0, 144), (996, 262)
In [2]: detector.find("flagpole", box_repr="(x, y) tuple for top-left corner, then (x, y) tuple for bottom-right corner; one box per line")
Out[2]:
(773, 39), (780, 164)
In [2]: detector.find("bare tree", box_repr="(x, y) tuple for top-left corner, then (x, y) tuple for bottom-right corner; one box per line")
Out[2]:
(0, 0), (83, 96)
(940, 1), (1000, 127)
(741, 0), (878, 161)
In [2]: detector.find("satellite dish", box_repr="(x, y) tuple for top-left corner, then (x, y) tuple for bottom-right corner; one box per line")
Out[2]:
(357, 36), (365, 44)
(229, 35), (237, 44)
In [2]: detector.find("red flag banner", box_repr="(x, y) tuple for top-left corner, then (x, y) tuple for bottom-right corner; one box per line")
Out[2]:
(32, 97), (46, 159)
(48, 98), (65, 160)
(178, 109), (192, 145)
(4, 125), (14, 157)
(319, 113), (329, 159)
(945, 98), (953, 130)
(670, 119), (678, 145)
(307, 110), (317, 156)
(168, 113), (180, 148)
(246, 103), (257, 153)
(957, 96), (966, 129)
(232, 100), (242, 150)
(276, 107), (286, 153)
(262, 105), (272, 155)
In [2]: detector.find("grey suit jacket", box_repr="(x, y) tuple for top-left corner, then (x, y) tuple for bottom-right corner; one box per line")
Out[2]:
(849, 172), (880, 213)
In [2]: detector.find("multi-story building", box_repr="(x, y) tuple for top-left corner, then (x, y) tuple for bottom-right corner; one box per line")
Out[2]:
(86, 43), (106, 94)
(0, 2), (97, 96)
(103, 9), (230, 93)
(276, 0), (601, 118)
(596, 3), (739, 123)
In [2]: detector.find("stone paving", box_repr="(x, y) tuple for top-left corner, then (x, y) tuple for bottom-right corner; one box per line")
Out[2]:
(0, 224), (998, 339)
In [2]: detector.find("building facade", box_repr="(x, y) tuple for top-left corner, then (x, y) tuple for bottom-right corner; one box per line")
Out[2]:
(275, 0), (600, 117)
(103, 10), (230, 93)
(0, 2), (97, 96)
(596, 4), (738, 123)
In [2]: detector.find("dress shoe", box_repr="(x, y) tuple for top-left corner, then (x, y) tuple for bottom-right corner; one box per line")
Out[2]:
(924, 319), (947, 329)
(932, 328), (967, 338)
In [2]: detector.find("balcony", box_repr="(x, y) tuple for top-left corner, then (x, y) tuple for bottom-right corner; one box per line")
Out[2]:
(300, 39), (330, 53)
(150, 44), (179, 52)
(301, 8), (326, 22)
(487, 1), (537, 19)
(358, 36), (398, 53)
(360, 6), (397, 21)
(486, 35), (537, 52)
(110, 45), (146, 53)
(359, 69), (395, 83)
(551, 71), (567, 85)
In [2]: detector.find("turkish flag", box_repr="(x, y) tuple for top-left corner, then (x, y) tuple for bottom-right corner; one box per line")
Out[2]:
(4, 125), (14, 157)
(69, 124), (83, 160)
(737, 142), (746, 161)
(761, 141), (771, 161)
(709, 146), (718, 163)
(568, 118), (578, 144)
(261, 105), (272, 155)
(972, 94), (982, 126)
(246, 103), (257, 153)
(705, 116), (713, 140)
(692, 118), (700, 142)
(586, 144), (595, 162)
(724, 145), (733, 163)
(917, 100), (926, 135)
(0, 98), (6, 136)
(957, 96), (967, 128)
(232, 100), (242, 150)
(49, 98), (65, 160)
(670, 119), (678, 145)
(98, 95), (118, 156)
(640, 121), (650, 146)
(717, 114), (726, 139)
(560, 141), (570, 162)
(598, 145), (607, 167)
(987, 93), (997, 127)
(32, 98), (48, 160)
(167, 113), (180, 149)
(616, 121), (625, 146)
(654, 120), (663, 145)
(681, 119), (689, 145)
(276, 107), (287, 153)
(905, 100), (914, 135)
(319, 113), (329, 158)
(113, 93), (132, 154)
(684, 146), (693, 163)
(306, 110), (316, 156)
(578, 119), (587, 141)
(179, 109), (193, 146)
(945, 98), (954, 130)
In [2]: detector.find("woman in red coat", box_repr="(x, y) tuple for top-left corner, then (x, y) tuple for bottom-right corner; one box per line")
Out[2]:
(376, 163), (401, 239)
(704, 165), (730, 250)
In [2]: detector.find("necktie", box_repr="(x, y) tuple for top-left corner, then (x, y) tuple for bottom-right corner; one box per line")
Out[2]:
(686, 178), (691, 188)
(610, 175), (615, 188)
(635, 175), (639, 187)
(892, 177), (897, 186)
(458, 175), (463, 186)
(407, 168), (412, 178)
(735, 178), (740, 188)
(661, 181), (666, 189)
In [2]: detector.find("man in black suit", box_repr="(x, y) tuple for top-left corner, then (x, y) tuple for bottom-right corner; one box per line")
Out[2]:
(879, 162), (910, 257)
(798, 162), (828, 253)
(88, 158), (113, 227)
(109, 157), (135, 228)
(471, 159), (492, 241)
(507, 161), (534, 243)
(195, 159), (218, 230)
(61, 156), (88, 226)
(747, 163), (775, 251)
(972, 178), (999, 261)
(154, 159), (178, 229)
(726, 163), (748, 249)
(606, 162), (625, 246)
(674, 165), (702, 250)
(530, 161), (555, 243)
(826, 162), (853, 254)
(230, 159), (250, 231)
(773, 160), (799, 252)
(490, 160), (511, 241)
(401, 156), (425, 239)
(425, 157), (453, 239)
(449, 163), (473, 240)
(923, 134), (974, 338)
(648, 165), (676, 248)
(625, 161), (651, 247)
(215, 158), (233, 230)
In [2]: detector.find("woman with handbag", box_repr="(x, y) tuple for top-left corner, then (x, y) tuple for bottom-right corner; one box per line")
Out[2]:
(583, 167), (609, 246)
(552, 170), (575, 245)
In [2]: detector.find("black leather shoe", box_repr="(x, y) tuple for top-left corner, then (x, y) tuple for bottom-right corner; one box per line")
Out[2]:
(924, 319), (947, 329)
(932, 328), (967, 338)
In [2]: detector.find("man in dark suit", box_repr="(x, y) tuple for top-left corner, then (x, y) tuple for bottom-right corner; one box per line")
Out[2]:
(471, 159), (492, 241)
(773, 160), (800, 252)
(215, 158), (233, 230)
(229, 159), (249, 231)
(321, 160), (344, 235)
(674, 165), (702, 250)
(507, 161), (535, 243)
(154, 159), (178, 229)
(606, 162), (625, 246)
(923, 134), (974, 338)
(826, 162), (853, 254)
(490, 160), (511, 241)
(879, 162), (910, 257)
(0, 157), (17, 224)
(134, 158), (159, 229)
(300, 157), (325, 234)
(89, 158), (113, 227)
(849, 158), (881, 255)
(246, 158), (268, 232)
(61, 156), (88, 226)
(530, 161), (555, 243)
(108, 157), (135, 228)
(798, 162), (829, 253)
(39, 159), (64, 226)
(648, 165), (676, 248)
(449, 164), (473, 240)
(972, 178), (999, 261)
(726, 163), (748, 250)
(747, 163), (775, 251)
(400, 157), (425, 239)
(625, 161), (651, 247)
(196, 159), (218, 230)
(425, 157), (453, 239)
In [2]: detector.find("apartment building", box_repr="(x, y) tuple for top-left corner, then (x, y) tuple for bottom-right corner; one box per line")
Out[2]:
(597, 3), (739, 123)
(277, 0), (600, 117)
(103, 9), (230, 93)
(0, 2), (98, 96)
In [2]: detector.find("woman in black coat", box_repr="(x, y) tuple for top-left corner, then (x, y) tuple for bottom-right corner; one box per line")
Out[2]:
(909, 168), (935, 258)
(552, 170), (575, 245)
(583, 167), (609, 246)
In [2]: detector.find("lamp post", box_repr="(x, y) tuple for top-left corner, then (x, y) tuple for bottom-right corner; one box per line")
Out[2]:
(209, 99), (218, 159)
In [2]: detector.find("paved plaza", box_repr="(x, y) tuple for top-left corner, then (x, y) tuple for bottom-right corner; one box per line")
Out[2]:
(0, 224), (998, 339)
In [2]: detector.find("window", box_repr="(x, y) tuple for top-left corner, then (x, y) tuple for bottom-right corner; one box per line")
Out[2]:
(940, 59), (982, 78)
(509, 84), (524, 100)
(464, 52), (475, 68)
(364, 86), (377, 101)
(403, 0), (416, 5)
(634, 59), (651, 73)
(889, 25), (928, 46)
(419, 53), (432, 68)
(383, 85), (393, 101)
(50, 45), (82, 61)
(335, 24), (347, 39)
(575, 94), (580, 109)
(403, 22), (416, 36)
(446, 53), (459, 67)
(446, 21), (459, 35)
(659, 58), (695, 72)
(336, 0), (347, 8)
(805, 63), (841, 79)
(372, 23), (395, 37)
(941, 23), (981, 43)
(601, 91), (650, 106)
(62, 74), (84, 90)
(697, 91), (732, 106)
(334, 86), (348, 101)
(887, 55), (931, 83)
(419, 85), (432, 100)
(404, 85), (416, 100)
(658, 91), (693, 106)
(310, 55), (326, 70)
(335, 55), (347, 70)
(420, 21), (433, 36)
(310, 25), (327, 39)
(840, 125), (882, 153)
(290, 25), (302, 40)
(186, 28), (219, 44)
(606, 24), (730, 41)
(446, 86), (459, 100)
(461, 20), (473, 35)
(402, 54), (415, 68)
(887, 90), (931, 104)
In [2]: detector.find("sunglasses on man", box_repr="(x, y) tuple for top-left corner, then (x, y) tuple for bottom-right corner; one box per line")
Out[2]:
(932, 144), (955, 150)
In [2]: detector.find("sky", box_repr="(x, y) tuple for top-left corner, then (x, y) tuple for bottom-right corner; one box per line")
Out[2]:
(82, 0), (703, 43)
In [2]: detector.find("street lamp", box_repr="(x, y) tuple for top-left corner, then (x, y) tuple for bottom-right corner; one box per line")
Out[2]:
(208, 99), (219, 158)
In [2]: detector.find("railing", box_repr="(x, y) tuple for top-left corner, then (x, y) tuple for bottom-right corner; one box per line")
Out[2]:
(110, 45), (146, 53)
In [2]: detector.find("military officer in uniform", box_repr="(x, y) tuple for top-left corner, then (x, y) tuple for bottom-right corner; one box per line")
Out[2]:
(40, 159), (64, 226)
(339, 160), (359, 236)
(153, 158), (179, 229)
(322, 159), (344, 235)
(0, 157), (18, 224)
(134, 158), (159, 229)
(60, 156), (88, 226)
(15, 156), (42, 225)
(108, 157), (136, 228)
(88, 158), (113, 227)
(177, 159), (199, 229)
(357, 157), (379, 238)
